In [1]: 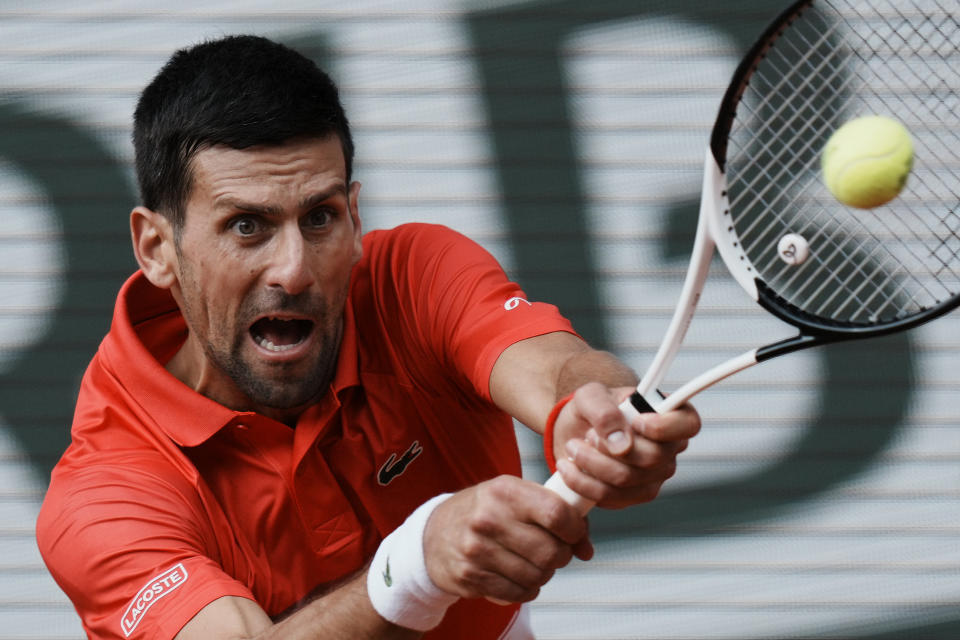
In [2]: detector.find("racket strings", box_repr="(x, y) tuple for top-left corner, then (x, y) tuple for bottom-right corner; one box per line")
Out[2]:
(727, 10), (917, 319)
(724, 0), (960, 326)
(840, 1), (960, 253)
(834, 0), (960, 292)
(730, 21), (853, 240)
(727, 19), (850, 221)
(729, 14), (865, 243)
(765, 49), (952, 323)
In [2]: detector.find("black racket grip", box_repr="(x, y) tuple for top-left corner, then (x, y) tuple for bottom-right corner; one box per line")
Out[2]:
(627, 390), (659, 415)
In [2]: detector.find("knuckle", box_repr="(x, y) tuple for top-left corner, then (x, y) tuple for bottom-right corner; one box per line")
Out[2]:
(522, 587), (543, 603)
(513, 584), (543, 603)
(470, 511), (499, 537)
(641, 419), (667, 441)
(460, 534), (488, 561)
(533, 540), (571, 570)
(687, 409), (703, 435)
(552, 545), (574, 569)
(485, 475), (515, 499)
(458, 564), (490, 593)
(576, 381), (606, 398)
(515, 566), (545, 590)
(662, 460), (678, 480)
(592, 483), (617, 504)
(645, 447), (667, 467)
(539, 494), (569, 531)
(596, 406), (624, 431)
(536, 567), (558, 588)
(444, 559), (482, 598)
(609, 465), (634, 487)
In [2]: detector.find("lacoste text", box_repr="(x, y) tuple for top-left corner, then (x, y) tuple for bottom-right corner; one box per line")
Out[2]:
(121, 563), (188, 636)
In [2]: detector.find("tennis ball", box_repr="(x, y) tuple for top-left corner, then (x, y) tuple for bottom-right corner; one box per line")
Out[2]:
(821, 115), (913, 209)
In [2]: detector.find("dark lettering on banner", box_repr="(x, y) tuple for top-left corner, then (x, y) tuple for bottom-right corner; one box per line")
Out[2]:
(0, 102), (135, 481)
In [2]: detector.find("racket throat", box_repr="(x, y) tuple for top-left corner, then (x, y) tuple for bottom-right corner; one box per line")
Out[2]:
(755, 333), (832, 362)
(627, 390), (658, 415)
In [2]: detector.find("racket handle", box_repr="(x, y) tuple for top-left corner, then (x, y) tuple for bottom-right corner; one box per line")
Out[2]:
(543, 471), (594, 515)
(543, 392), (655, 515)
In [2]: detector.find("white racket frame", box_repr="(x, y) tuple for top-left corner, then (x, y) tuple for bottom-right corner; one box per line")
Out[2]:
(545, 150), (769, 514)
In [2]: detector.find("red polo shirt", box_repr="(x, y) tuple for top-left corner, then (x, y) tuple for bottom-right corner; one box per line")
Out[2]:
(37, 223), (575, 640)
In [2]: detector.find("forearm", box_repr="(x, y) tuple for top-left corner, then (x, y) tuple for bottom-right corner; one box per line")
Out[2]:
(489, 331), (638, 433)
(175, 570), (421, 640)
(554, 348), (638, 400)
(490, 334), (700, 514)
(262, 571), (420, 640)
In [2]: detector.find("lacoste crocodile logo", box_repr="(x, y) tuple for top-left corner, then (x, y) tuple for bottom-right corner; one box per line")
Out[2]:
(383, 557), (393, 587)
(377, 440), (423, 486)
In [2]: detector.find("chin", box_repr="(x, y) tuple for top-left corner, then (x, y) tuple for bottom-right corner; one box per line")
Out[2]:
(244, 368), (327, 410)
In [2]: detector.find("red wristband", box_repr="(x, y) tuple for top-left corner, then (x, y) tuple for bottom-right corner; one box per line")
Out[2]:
(543, 393), (575, 473)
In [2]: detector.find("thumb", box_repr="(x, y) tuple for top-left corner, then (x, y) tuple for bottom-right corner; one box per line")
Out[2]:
(586, 424), (632, 456)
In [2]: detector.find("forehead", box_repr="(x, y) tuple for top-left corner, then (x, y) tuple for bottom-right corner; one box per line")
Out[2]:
(189, 136), (347, 205)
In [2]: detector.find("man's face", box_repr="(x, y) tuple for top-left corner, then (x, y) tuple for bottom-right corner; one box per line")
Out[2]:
(168, 136), (362, 417)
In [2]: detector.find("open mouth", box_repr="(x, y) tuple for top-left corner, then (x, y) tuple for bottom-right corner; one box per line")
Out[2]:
(250, 316), (315, 353)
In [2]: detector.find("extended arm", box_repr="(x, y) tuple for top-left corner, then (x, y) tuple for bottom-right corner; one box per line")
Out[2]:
(175, 571), (420, 640)
(489, 330), (701, 509)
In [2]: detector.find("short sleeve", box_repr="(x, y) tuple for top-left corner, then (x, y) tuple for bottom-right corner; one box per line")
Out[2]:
(363, 224), (578, 400)
(37, 460), (254, 640)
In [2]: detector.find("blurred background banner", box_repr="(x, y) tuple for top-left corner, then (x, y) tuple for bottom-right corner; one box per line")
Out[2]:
(0, 2), (957, 638)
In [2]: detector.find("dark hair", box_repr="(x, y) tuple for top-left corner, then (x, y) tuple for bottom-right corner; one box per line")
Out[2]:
(133, 35), (354, 231)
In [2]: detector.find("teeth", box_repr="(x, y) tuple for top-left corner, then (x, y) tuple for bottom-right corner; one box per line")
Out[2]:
(253, 335), (303, 353)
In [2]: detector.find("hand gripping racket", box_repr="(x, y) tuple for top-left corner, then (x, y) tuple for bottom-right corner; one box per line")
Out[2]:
(546, 0), (960, 513)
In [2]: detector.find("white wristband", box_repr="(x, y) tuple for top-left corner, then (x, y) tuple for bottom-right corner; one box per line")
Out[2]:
(367, 493), (458, 631)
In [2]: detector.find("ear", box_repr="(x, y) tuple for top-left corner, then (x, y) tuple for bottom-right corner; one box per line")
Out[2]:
(130, 206), (179, 289)
(348, 180), (363, 262)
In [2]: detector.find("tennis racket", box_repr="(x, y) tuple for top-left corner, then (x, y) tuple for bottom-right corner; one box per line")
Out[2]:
(546, 0), (960, 513)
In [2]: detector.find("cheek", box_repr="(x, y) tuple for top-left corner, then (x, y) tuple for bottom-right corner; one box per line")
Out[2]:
(322, 240), (360, 278)
(180, 260), (245, 337)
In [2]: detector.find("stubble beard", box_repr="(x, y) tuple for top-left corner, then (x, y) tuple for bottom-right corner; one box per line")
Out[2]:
(218, 307), (343, 410)
(178, 261), (346, 411)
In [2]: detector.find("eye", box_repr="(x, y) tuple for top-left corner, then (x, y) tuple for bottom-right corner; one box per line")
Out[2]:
(304, 208), (333, 229)
(229, 215), (261, 236)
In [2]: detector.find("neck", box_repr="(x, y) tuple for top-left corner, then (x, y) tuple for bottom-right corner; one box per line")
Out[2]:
(165, 334), (322, 427)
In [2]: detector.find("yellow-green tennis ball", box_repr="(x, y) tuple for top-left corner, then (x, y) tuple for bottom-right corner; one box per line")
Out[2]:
(822, 115), (913, 209)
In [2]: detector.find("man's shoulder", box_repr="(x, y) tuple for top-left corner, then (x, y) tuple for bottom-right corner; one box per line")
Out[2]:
(361, 222), (468, 252)
(47, 441), (194, 502)
(359, 223), (497, 281)
(38, 447), (196, 545)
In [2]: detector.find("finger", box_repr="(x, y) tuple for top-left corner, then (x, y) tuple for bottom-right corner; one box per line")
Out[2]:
(634, 404), (702, 442)
(569, 383), (632, 455)
(582, 428), (686, 469)
(571, 518), (594, 561)
(454, 514), (575, 600)
(572, 534), (594, 562)
(523, 484), (590, 547)
(567, 436), (677, 487)
(556, 457), (662, 507)
(429, 477), (592, 602)
(469, 507), (577, 576)
(479, 477), (589, 547)
(450, 539), (549, 602)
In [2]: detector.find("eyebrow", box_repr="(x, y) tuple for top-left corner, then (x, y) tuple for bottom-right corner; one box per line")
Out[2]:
(216, 184), (348, 216)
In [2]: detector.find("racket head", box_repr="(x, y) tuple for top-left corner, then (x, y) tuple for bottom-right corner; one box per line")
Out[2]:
(710, 0), (960, 339)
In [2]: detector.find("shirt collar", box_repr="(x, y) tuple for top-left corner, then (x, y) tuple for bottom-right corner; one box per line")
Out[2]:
(101, 271), (360, 447)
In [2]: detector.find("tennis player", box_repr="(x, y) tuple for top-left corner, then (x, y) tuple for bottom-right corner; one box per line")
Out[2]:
(36, 35), (700, 640)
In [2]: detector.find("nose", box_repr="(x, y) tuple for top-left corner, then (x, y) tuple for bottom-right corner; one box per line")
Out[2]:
(266, 225), (315, 295)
